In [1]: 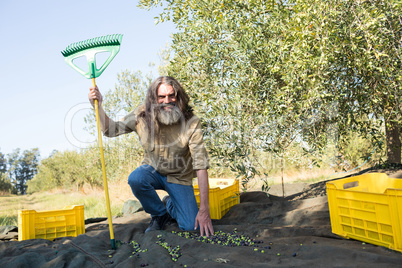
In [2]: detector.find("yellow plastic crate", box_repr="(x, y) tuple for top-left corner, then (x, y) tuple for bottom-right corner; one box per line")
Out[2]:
(326, 173), (402, 252)
(194, 179), (240, 219)
(18, 205), (85, 241)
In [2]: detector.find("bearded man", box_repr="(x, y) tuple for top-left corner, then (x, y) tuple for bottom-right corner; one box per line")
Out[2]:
(88, 76), (214, 236)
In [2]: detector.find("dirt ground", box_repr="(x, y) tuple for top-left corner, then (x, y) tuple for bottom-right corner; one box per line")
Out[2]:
(1, 167), (402, 267)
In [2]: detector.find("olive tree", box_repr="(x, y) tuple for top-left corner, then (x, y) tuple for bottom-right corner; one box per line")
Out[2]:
(138, 0), (341, 190)
(139, 0), (402, 186)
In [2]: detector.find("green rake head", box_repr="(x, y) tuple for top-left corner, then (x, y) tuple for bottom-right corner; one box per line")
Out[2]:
(61, 34), (123, 79)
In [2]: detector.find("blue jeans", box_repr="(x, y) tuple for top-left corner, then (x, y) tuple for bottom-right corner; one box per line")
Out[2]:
(128, 165), (199, 231)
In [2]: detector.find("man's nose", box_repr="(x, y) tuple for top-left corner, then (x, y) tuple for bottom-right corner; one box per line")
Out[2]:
(163, 96), (172, 103)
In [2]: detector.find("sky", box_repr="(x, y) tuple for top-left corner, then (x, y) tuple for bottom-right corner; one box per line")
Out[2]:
(0, 0), (175, 159)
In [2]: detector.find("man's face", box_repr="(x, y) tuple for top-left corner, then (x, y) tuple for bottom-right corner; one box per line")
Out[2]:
(156, 84), (182, 125)
(157, 84), (177, 108)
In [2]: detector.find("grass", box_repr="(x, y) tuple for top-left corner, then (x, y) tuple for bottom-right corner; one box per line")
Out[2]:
(293, 174), (331, 184)
(242, 167), (361, 192)
(0, 214), (17, 226)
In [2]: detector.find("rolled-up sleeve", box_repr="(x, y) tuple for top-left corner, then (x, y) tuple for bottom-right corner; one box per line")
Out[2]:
(188, 117), (210, 170)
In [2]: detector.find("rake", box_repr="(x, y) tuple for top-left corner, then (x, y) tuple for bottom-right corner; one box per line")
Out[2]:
(61, 34), (123, 250)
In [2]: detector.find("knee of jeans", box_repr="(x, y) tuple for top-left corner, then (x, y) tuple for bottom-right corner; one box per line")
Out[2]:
(128, 169), (147, 190)
(179, 219), (196, 231)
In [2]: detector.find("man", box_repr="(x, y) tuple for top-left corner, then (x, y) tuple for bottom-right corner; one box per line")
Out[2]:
(88, 76), (214, 236)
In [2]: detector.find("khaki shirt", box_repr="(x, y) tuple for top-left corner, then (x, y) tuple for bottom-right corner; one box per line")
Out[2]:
(104, 105), (209, 185)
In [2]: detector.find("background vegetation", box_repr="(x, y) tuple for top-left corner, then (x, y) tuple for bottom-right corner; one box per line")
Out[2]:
(139, 0), (400, 186)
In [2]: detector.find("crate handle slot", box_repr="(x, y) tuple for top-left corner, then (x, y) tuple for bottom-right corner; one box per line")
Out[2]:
(226, 192), (240, 199)
(343, 181), (359, 189)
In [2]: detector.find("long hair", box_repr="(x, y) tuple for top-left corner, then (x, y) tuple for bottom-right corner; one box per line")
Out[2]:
(142, 76), (194, 135)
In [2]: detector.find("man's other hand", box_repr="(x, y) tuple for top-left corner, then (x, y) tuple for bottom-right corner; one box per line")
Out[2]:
(195, 207), (214, 237)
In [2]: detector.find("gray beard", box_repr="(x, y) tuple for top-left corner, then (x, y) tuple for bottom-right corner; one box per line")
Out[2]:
(157, 104), (183, 125)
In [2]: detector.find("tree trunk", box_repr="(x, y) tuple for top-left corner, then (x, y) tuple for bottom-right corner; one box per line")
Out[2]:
(281, 156), (285, 198)
(385, 120), (401, 164)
